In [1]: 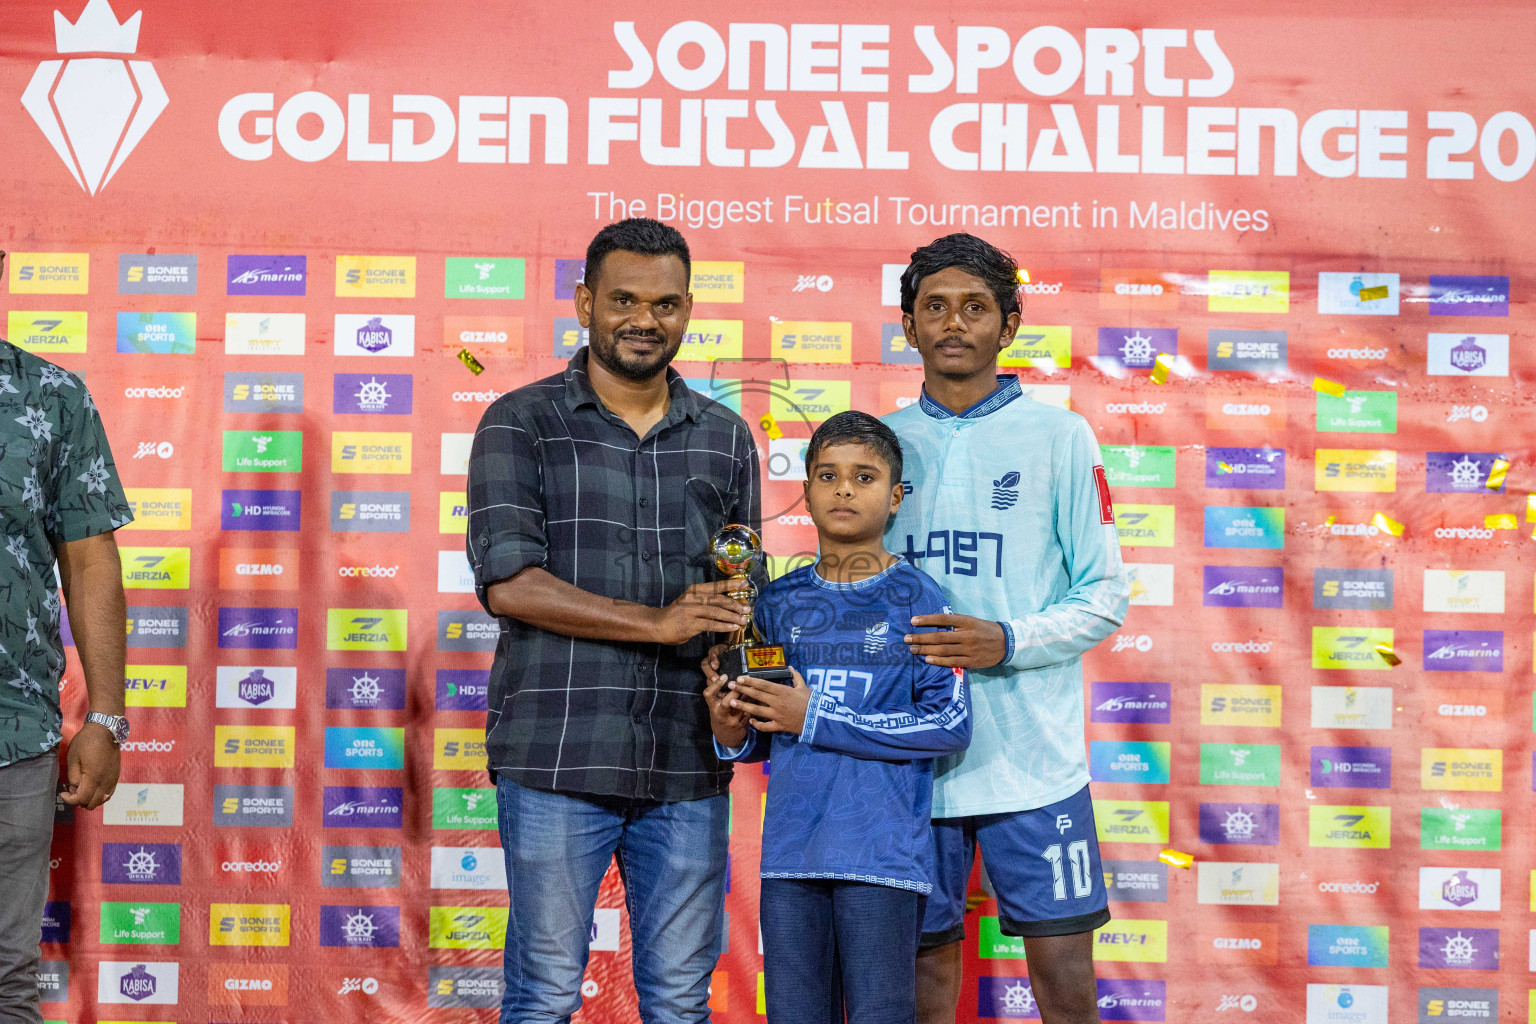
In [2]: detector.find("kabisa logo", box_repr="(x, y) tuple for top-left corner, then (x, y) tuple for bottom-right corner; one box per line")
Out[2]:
(991, 471), (1020, 510)
(1427, 333), (1508, 376)
(358, 317), (391, 352)
(22, 0), (168, 195)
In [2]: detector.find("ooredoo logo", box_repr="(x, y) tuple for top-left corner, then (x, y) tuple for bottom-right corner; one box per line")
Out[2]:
(23, 0), (168, 195)
(337, 564), (400, 579)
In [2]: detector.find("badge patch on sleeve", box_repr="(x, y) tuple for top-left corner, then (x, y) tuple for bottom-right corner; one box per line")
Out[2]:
(1094, 464), (1115, 524)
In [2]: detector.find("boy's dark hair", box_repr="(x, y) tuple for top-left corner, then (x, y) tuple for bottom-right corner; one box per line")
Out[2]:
(805, 411), (903, 485)
(899, 232), (1020, 321)
(584, 218), (692, 290)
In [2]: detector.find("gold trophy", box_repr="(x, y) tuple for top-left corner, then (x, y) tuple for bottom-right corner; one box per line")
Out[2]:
(711, 524), (792, 683)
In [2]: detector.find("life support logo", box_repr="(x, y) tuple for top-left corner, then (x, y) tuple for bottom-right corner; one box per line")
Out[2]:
(22, 0), (168, 195)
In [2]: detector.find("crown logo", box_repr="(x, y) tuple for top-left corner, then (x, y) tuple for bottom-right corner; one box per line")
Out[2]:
(55, 0), (141, 53)
(22, 0), (167, 195)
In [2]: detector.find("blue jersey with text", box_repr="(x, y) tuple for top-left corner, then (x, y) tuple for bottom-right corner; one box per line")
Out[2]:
(717, 561), (971, 893)
(884, 376), (1129, 817)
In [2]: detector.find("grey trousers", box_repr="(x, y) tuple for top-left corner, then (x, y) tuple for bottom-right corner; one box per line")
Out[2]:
(0, 753), (57, 1024)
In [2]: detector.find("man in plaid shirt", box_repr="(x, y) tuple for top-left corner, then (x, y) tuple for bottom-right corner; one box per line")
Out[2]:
(468, 219), (760, 1022)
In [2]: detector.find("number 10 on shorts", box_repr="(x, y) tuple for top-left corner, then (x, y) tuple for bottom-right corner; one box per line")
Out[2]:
(1042, 841), (1093, 901)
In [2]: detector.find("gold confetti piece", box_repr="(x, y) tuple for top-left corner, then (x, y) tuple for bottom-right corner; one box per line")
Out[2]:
(456, 348), (485, 375)
(1016, 268), (1031, 284)
(1150, 353), (1174, 384)
(1158, 848), (1194, 869)
(1485, 514), (1516, 530)
(1357, 284), (1390, 301)
(1324, 514), (1337, 526)
(1375, 643), (1401, 666)
(1527, 495), (1536, 522)
(1219, 462), (1234, 474)
(758, 414), (783, 441)
(1313, 376), (1346, 398)
(1486, 458), (1509, 490)
(1371, 512), (1403, 536)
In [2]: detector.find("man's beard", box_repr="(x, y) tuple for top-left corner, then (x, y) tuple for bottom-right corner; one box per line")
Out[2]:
(590, 329), (680, 381)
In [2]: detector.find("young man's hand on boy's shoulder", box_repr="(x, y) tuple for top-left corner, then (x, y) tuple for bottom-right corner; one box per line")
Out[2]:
(729, 670), (811, 735)
(903, 612), (1007, 669)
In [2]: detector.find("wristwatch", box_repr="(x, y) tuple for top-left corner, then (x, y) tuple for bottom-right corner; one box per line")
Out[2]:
(84, 712), (130, 745)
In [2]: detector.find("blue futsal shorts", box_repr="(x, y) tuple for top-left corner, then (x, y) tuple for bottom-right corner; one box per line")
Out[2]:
(920, 784), (1111, 947)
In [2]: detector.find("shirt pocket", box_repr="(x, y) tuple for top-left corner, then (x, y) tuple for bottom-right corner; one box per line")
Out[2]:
(682, 475), (731, 574)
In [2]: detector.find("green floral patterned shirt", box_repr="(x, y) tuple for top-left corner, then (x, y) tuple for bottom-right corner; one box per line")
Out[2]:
(0, 340), (132, 767)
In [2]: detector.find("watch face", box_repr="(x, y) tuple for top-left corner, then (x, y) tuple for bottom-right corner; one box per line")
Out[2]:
(114, 717), (130, 743)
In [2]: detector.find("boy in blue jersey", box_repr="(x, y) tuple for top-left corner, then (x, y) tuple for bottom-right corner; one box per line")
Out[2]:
(703, 411), (971, 1024)
(885, 235), (1130, 1024)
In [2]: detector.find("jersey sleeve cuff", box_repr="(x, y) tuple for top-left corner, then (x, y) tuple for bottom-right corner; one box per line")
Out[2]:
(714, 736), (752, 761)
(998, 620), (1017, 665)
(801, 692), (834, 747)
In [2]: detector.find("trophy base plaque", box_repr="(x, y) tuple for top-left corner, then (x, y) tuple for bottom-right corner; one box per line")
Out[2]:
(720, 643), (793, 684)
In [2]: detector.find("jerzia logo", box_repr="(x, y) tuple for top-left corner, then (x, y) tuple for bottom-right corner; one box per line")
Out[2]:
(22, 0), (168, 195)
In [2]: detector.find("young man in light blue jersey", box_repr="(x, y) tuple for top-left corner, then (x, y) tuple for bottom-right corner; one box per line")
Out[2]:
(884, 234), (1130, 1024)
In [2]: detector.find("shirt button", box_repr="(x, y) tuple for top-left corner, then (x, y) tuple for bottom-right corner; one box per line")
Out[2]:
(639, 497), (648, 507)
(641, 552), (652, 562)
(632, 710), (646, 723)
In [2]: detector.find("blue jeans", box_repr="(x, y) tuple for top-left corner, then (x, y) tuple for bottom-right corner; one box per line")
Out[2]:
(760, 878), (923, 1024)
(495, 778), (728, 1023)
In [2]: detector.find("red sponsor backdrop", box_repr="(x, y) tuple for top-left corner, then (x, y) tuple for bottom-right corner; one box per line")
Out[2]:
(4, 1), (1536, 1021)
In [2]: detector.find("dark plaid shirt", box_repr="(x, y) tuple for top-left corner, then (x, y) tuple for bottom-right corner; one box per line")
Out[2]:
(467, 349), (761, 801)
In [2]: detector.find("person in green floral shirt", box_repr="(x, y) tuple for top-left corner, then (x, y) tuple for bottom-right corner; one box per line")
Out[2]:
(0, 327), (134, 1023)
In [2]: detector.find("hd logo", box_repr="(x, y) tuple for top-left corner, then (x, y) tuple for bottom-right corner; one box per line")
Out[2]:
(327, 609), (408, 651)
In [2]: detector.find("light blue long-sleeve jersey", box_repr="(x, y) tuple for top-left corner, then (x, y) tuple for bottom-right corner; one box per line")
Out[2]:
(884, 375), (1130, 817)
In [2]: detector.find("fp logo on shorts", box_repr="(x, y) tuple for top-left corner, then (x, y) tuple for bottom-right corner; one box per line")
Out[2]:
(1056, 814), (1073, 834)
(22, 0), (168, 195)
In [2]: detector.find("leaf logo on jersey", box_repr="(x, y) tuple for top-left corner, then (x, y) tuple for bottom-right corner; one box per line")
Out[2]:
(991, 471), (1020, 511)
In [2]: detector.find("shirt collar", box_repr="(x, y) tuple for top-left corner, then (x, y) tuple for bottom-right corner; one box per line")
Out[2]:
(918, 374), (1023, 421)
(563, 347), (704, 425)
